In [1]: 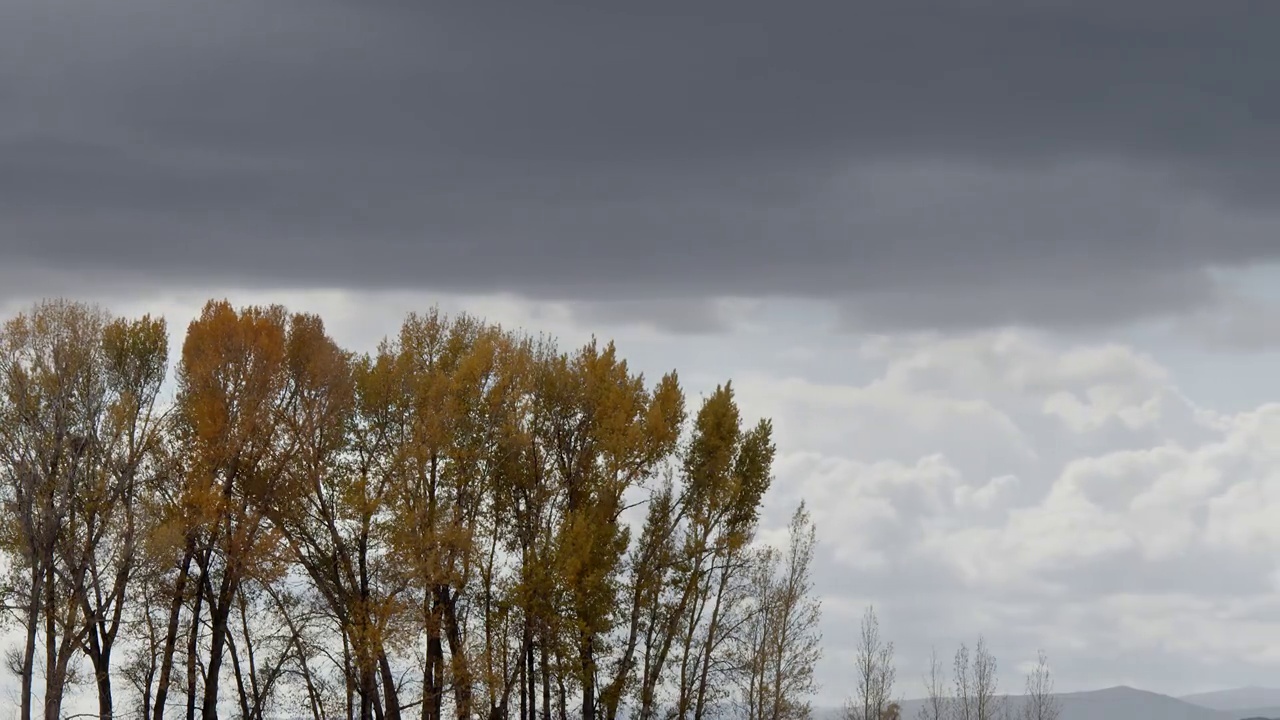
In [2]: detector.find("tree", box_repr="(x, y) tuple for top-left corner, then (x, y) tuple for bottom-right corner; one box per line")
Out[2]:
(540, 339), (684, 720)
(948, 637), (1000, 720)
(915, 647), (946, 720)
(950, 643), (971, 720)
(665, 384), (773, 720)
(740, 544), (778, 720)
(846, 605), (895, 720)
(0, 298), (806, 720)
(261, 320), (375, 717)
(618, 478), (680, 720)
(76, 314), (170, 719)
(166, 300), (299, 720)
(739, 503), (822, 720)
(262, 312), (411, 720)
(0, 300), (160, 720)
(391, 312), (528, 720)
(1021, 650), (1060, 720)
(972, 638), (998, 720)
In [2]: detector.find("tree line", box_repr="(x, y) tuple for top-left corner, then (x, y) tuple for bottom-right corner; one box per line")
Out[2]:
(0, 299), (823, 720)
(843, 607), (1062, 720)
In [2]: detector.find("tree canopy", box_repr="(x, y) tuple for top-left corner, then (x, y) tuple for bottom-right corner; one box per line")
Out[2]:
(0, 298), (822, 720)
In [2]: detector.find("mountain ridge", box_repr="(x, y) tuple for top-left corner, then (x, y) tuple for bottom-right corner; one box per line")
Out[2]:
(1180, 687), (1280, 712)
(814, 685), (1280, 720)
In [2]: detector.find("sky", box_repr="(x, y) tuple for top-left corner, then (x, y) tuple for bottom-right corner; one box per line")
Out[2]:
(4, 0), (1280, 708)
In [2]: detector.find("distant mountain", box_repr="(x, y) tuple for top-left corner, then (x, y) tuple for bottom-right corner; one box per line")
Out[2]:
(1229, 710), (1280, 720)
(816, 685), (1279, 720)
(1182, 688), (1280, 712)
(1052, 686), (1228, 720)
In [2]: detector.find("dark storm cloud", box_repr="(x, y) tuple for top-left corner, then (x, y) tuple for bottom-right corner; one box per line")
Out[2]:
(3, 0), (1279, 329)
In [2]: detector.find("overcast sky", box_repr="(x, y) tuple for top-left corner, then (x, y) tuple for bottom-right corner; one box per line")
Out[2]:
(5, 0), (1280, 709)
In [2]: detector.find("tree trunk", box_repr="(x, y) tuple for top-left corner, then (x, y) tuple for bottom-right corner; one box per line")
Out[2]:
(424, 586), (445, 717)
(227, 629), (252, 720)
(20, 564), (39, 720)
(693, 563), (732, 720)
(442, 590), (474, 720)
(344, 633), (359, 720)
(42, 565), (58, 720)
(95, 646), (115, 719)
(360, 661), (378, 720)
(426, 618), (445, 720)
(294, 635), (324, 720)
(45, 628), (79, 720)
(380, 648), (404, 720)
(186, 561), (206, 717)
(527, 638), (536, 720)
(581, 636), (596, 720)
(153, 545), (193, 720)
(520, 634), (528, 720)
(185, 578), (203, 720)
(541, 643), (551, 720)
(201, 595), (233, 720)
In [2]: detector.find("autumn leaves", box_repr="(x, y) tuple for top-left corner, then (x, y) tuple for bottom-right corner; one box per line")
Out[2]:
(0, 299), (820, 720)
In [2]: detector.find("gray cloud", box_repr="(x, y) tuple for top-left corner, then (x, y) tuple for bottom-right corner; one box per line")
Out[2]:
(739, 328), (1280, 699)
(3, 0), (1280, 330)
(1175, 292), (1280, 352)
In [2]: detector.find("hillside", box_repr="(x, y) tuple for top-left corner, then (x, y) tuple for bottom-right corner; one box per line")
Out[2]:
(1182, 688), (1280, 713)
(817, 685), (1280, 720)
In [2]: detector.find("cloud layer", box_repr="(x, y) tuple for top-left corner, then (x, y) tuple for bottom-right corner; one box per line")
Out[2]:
(4, 1), (1280, 330)
(0, 285), (1276, 703)
(737, 328), (1280, 698)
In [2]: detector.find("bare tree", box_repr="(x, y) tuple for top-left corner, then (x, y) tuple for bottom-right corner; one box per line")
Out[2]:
(950, 643), (971, 720)
(739, 545), (778, 720)
(1021, 651), (1060, 720)
(845, 605), (895, 720)
(769, 503), (823, 720)
(972, 638), (999, 720)
(738, 503), (822, 720)
(915, 647), (946, 720)
(947, 637), (1000, 720)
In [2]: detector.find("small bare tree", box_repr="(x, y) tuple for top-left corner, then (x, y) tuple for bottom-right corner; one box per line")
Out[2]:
(738, 503), (823, 720)
(972, 637), (999, 720)
(845, 605), (895, 720)
(915, 647), (946, 720)
(950, 643), (972, 720)
(770, 503), (824, 720)
(949, 638), (999, 720)
(1021, 650), (1061, 720)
